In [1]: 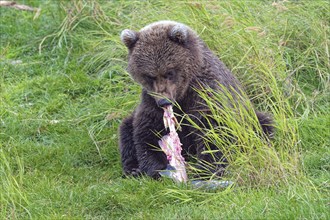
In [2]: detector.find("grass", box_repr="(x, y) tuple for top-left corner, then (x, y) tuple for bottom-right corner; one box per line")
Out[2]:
(1, 0), (329, 219)
(182, 84), (299, 186)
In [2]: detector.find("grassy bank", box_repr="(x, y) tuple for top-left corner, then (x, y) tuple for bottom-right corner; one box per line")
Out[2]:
(1, 0), (329, 219)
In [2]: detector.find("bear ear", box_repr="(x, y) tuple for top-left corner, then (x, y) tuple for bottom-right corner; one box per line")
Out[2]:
(169, 24), (189, 44)
(120, 29), (139, 48)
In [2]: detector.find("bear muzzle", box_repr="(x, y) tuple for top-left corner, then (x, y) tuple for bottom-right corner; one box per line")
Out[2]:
(157, 98), (173, 107)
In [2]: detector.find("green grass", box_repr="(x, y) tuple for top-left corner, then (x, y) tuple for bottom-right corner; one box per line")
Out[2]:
(1, 0), (329, 219)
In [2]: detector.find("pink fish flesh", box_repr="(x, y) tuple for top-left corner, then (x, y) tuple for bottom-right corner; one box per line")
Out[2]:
(158, 105), (188, 183)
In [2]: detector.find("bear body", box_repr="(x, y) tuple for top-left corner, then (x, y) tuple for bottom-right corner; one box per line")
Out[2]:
(119, 21), (273, 179)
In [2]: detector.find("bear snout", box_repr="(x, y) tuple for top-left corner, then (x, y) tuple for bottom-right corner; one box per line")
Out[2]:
(157, 98), (172, 107)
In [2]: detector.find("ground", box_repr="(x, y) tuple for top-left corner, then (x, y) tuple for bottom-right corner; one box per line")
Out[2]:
(0, 0), (329, 219)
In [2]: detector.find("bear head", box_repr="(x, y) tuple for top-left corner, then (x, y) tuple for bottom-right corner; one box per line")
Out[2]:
(120, 21), (203, 106)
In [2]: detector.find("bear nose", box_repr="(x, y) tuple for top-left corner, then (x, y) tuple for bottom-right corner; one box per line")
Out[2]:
(157, 98), (172, 107)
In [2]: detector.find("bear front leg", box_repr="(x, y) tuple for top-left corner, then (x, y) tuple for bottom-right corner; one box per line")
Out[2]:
(133, 109), (168, 179)
(119, 115), (140, 177)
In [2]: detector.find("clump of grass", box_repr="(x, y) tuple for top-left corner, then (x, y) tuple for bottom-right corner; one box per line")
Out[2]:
(38, 0), (132, 78)
(39, 0), (106, 52)
(179, 84), (299, 187)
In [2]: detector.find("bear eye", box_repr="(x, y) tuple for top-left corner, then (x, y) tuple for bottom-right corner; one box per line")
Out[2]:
(145, 75), (156, 81)
(164, 70), (175, 80)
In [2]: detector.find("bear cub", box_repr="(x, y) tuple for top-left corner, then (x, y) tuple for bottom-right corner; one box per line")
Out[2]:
(119, 21), (274, 179)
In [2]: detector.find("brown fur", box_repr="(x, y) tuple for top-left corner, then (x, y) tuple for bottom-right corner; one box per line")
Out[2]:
(119, 21), (274, 179)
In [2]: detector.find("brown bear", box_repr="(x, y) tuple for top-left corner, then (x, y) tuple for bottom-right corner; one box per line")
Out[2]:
(119, 21), (273, 179)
